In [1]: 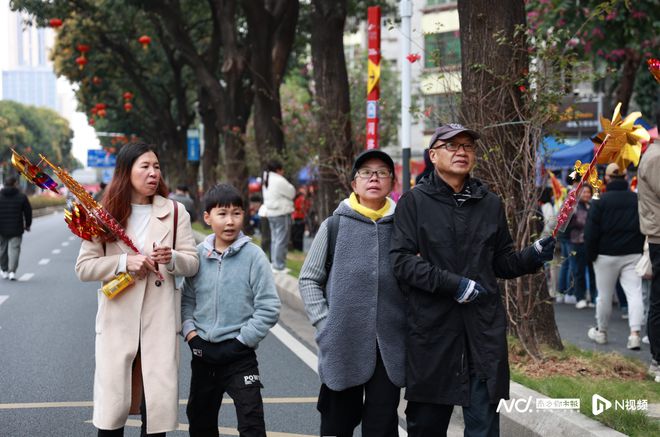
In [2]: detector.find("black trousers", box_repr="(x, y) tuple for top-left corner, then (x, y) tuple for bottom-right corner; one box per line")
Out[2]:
(186, 351), (265, 437)
(317, 350), (400, 437)
(406, 378), (499, 437)
(649, 243), (660, 362)
(291, 219), (305, 251)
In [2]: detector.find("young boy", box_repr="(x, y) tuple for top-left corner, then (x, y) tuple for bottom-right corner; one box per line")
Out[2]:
(182, 183), (281, 437)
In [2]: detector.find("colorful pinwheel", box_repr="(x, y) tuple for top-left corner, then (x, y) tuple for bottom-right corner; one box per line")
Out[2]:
(10, 149), (59, 193)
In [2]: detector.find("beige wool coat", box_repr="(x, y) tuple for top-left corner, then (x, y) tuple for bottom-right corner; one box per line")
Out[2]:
(75, 195), (199, 433)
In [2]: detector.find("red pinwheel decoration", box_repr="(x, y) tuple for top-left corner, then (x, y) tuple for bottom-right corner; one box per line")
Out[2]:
(64, 203), (108, 241)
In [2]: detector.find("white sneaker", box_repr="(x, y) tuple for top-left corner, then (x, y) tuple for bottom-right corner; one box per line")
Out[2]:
(576, 300), (588, 309)
(564, 295), (577, 304)
(588, 327), (607, 344)
(627, 335), (641, 350)
(587, 302), (596, 308)
(8, 272), (16, 281)
(649, 360), (660, 380)
(0, 270), (7, 279)
(642, 336), (650, 344)
(555, 294), (565, 304)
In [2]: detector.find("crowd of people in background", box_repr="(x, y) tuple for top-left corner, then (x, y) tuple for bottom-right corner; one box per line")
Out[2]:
(545, 162), (651, 352)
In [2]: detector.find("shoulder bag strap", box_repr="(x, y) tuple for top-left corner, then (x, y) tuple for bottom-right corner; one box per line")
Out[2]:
(172, 199), (178, 250)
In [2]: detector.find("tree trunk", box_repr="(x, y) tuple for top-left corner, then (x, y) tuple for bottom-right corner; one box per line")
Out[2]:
(310, 0), (354, 220)
(613, 51), (641, 116)
(458, 0), (563, 358)
(244, 0), (299, 160)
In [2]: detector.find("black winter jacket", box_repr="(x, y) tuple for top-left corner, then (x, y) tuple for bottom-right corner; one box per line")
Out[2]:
(390, 172), (542, 406)
(584, 178), (644, 263)
(0, 186), (32, 237)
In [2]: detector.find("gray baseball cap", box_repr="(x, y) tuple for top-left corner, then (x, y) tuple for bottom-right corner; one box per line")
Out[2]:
(428, 123), (481, 148)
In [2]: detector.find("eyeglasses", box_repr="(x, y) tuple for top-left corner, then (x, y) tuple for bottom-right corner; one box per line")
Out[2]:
(355, 168), (392, 179)
(431, 142), (476, 152)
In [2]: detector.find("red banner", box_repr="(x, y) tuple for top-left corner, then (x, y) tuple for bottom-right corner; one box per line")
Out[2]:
(366, 6), (381, 150)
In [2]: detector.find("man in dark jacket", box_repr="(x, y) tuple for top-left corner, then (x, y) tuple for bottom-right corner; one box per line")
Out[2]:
(0, 176), (32, 280)
(390, 123), (555, 436)
(584, 163), (644, 350)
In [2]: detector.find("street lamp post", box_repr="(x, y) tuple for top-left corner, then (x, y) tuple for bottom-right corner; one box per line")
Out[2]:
(400, 0), (412, 192)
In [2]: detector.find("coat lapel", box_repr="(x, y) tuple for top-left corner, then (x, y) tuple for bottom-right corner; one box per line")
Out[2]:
(146, 195), (172, 250)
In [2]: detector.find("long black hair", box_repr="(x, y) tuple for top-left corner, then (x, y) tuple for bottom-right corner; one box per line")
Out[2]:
(263, 160), (283, 189)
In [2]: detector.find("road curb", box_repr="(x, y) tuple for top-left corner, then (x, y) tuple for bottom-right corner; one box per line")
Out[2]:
(272, 271), (629, 437)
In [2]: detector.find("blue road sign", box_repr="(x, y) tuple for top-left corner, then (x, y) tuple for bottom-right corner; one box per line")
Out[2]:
(87, 149), (116, 168)
(187, 129), (200, 162)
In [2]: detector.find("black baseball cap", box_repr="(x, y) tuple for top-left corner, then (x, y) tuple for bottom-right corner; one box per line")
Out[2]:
(428, 123), (481, 149)
(351, 149), (395, 179)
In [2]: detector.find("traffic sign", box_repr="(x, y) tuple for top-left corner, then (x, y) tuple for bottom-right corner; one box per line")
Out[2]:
(187, 129), (200, 162)
(87, 149), (116, 168)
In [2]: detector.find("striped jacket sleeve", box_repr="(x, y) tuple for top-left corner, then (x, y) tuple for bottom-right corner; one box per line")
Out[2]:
(298, 219), (330, 330)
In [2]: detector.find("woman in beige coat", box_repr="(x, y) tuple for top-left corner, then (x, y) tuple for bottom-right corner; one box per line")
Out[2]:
(76, 143), (199, 436)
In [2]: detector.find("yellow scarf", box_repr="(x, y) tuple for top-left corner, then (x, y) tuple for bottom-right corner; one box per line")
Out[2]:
(349, 192), (391, 221)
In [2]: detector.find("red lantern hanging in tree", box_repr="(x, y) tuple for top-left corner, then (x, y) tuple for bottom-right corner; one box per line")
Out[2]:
(123, 91), (134, 101)
(88, 117), (95, 126)
(49, 18), (63, 28)
(75, 56), (88, 70)
(91, 107), (98, 115)
(92, 76), (103, 86)
(123, 102), (133, 112)
(76, 44), (90, 56)
(138, 35), (152, 50)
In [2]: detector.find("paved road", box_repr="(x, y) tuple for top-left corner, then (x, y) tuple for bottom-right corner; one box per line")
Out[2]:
(554, 299), (653, 361)
(0, 212), (323, 436)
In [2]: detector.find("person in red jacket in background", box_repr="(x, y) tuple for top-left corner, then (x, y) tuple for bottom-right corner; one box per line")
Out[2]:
(291, 188), (309, 251)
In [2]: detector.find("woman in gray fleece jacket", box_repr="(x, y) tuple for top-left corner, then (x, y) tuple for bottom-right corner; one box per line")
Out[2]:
(299, 150), (406, 437)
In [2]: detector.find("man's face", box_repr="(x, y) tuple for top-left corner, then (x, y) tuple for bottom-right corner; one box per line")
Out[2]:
(428, 132), (477, 178)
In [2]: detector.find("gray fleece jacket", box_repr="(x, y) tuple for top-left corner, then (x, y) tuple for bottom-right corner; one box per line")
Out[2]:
(298, 199), (407, 390)
(181, 233), (280, 347)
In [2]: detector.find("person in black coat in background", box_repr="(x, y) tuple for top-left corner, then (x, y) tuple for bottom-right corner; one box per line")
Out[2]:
(390, 123), (555, 437)
(0, 176), (32, 281)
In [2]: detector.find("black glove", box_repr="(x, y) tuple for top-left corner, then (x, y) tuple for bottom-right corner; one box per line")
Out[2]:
(455, 277), (489, 303)
(533, 236), (556, 262)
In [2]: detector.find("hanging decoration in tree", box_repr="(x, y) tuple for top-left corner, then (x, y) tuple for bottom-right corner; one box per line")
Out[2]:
(95, 103), (107, 118)
(648, 58), (660, 83)
(88, 117), (95, 126)
(75, 56), (88, 70)
(92, 76), (103, 86)
(49, 18), (63, 28)
(138, 35), (152, 50)
(122, 91), (134, 112)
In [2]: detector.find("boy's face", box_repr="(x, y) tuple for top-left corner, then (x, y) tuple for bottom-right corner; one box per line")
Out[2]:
(204, 204), (245, 246)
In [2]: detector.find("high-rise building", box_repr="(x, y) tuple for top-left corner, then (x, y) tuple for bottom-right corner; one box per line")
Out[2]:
(0, 4), (58, 110)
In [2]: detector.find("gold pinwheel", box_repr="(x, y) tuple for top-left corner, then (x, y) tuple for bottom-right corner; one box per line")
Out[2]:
(593, 102), (650, 170)
(570, 160), (602, 195)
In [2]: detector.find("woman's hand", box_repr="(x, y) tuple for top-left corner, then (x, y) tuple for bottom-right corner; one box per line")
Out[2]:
(126, 254), (157, 280)
(151, 244), (173, 265)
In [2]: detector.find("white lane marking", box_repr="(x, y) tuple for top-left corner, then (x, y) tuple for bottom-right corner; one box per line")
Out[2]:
(61, 241), (69, 247)
(270, 323), (408, 436)
(38, 258), (50, 266)
(270, 324), (318, 373)
(68, 236), (75, 241)
(52, 249), (61, 254)
(0, 296), (8, 306)
(18, 273), (34, 282)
